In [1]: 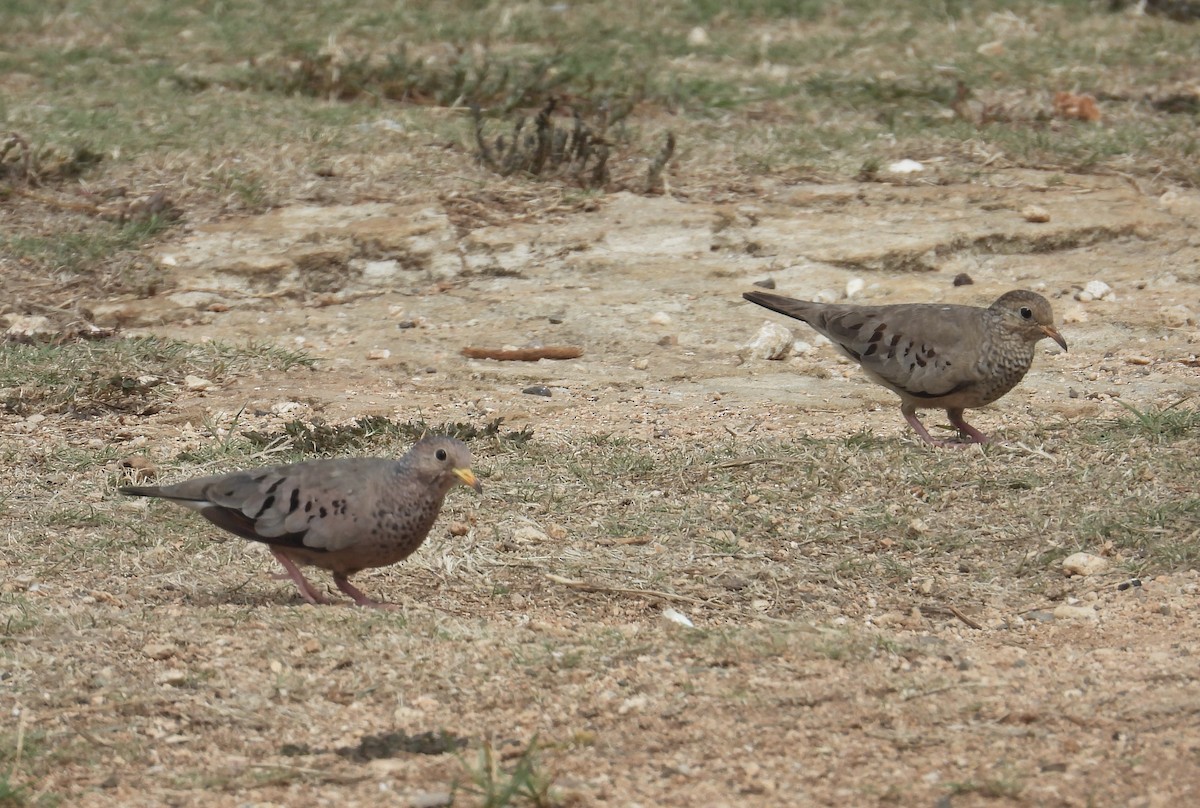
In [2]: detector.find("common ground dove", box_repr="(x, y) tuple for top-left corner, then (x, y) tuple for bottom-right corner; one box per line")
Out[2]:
(742, 289), (1067, 446)
(120, 436), (482, 608)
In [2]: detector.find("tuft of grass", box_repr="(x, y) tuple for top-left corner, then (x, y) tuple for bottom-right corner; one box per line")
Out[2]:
(1114, 400), (1200, 443)
(456, 737), (559, 808)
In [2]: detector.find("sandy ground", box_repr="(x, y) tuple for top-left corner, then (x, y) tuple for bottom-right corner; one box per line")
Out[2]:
(4, 170), (1200, 806)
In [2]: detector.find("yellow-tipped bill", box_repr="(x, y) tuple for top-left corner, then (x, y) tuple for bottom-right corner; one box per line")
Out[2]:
(453, 467), (483, 493)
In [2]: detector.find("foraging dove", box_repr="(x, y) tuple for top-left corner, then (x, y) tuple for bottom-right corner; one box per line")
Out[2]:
(119, 436), (482, 608)
(742, 289), (1067, 446)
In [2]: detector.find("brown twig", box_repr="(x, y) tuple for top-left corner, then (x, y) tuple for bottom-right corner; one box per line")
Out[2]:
(546, 573), (706, 605)
(461, 345), (583, 361)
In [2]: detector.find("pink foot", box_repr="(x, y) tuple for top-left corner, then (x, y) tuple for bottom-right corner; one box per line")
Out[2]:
(334, 575), (399, 610)
(270, 550), (331, 605)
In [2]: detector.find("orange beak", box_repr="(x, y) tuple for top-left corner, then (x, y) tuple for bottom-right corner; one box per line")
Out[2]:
(453, 467), (483, 493)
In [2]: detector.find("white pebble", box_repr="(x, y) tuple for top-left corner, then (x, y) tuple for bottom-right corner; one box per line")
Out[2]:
(686, 26), (709, 46)
(1062, 552), (1109, 577)
(649, 311), (673, 326)
(366, 348), (391, 360)
(743, 322), (794, 360)
(1076, 280), (1114, 302)
(184, 374), (214, 392)
(1052, 604), (1098, 621)
(845, 278), (865, 299)
(812, 289), (839, 304)
(662, 607), (695, 628)
(510, 525), (549, 544)
(887, 159), (924, 174)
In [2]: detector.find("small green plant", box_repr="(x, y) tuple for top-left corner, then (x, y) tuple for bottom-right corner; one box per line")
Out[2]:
(456, 737), (559, 808)
(1115, 399), (1200, 442)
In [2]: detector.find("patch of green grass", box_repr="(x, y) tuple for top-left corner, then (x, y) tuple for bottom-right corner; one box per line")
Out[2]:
(0, 336), (316, 416)
(1, 216), (173, 275)
(241, 415), (533, 459)
(456, 737), (559, 808)
(1114, 400), (1200, 443)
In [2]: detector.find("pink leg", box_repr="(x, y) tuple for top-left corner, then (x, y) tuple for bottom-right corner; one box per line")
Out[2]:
(947, 408), (990, 444)
(334, 574), (398, 610)
(270, 550), (331, 605)
(902, 406), (969, 448)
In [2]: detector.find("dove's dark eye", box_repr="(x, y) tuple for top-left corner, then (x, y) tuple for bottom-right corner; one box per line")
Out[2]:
(436, 448), (448, 461)
(1019, 307), (1033, 320)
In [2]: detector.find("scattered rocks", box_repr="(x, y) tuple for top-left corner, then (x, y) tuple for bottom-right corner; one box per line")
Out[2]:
(743, 322), (794, 360)
(1062, 552), (1109, 577)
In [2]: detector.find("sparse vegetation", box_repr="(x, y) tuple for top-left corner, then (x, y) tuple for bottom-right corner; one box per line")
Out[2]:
(1, 1), (1199, 806)
(457, 738), (559, 808)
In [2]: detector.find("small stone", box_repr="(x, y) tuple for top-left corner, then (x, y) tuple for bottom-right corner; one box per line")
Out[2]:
(752, 278), (776, 289)
(4, 314), (53, 338)
(447, 521), (470, 536)
(548, 316), (564, 324)
(657, 334), (677, 347)
(409, 792), (453, 808)
(1126, 355), (1152, 366)
(156, 669), (189, 686)
(184, 375), (214, 392)
(119, 456), (158, 483)
(812, 289), (839, 304)
(1021, 205), (1051, 223)
(686, 26), (710, 46)
(510, 525), (549, 544)
(366, 349), (391, 360)
(1062, 552), (1109, 577)
(743, 322), (794, 360)
(632, 358), (650, 370)
(1052, 604), (1098, 621)
(1076, 280), (1114, 302)
(303, 638), (321, 654)
(953, 273), (974, 286)
(522, 385), (552, 397)
(845, 278), (865, 299)
(887, 159), (924, 174)
(142, 643), (176, 660)
(397, 320), (417, 329)
(649, 311), (673, 325)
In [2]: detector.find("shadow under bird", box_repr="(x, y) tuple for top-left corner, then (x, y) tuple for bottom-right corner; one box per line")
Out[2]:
(119, 436), (482, 608)
(742, 289), (1068, 446)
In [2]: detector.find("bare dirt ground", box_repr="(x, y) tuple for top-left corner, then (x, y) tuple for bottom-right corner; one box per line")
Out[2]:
(4, 169), (1200, 806)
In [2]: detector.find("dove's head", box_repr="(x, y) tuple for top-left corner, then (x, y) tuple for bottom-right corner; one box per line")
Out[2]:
(992, 290), (1068, 352)
(407, 436), (482, 494)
